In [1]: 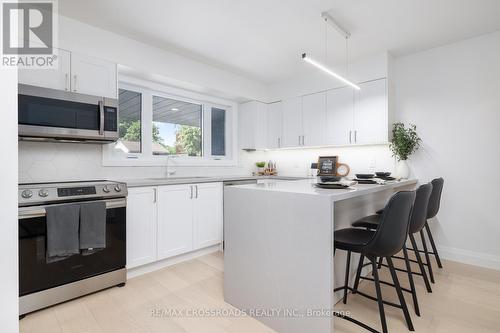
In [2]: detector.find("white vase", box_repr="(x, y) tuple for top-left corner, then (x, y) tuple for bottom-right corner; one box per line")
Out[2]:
(396, 160), (410, 179)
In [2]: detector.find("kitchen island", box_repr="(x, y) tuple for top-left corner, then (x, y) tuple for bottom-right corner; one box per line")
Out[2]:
(223, 178), (417, 333)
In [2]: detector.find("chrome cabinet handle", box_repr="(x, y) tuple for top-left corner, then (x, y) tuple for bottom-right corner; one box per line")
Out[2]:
(190, 186), (193, 199)
(195, 185), (199, 199)
(349, 131), (352, 144)
(277, 137), (280, 148)
(153, 188), (157, 203)
(301, 135), (305, 146)
(354, 130), (357, 143)
(65, 73), (69, 91)
(73, 75), (77, 92)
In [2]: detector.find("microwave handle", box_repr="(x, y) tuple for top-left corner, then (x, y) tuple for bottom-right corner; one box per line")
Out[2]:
(99, 100), (104, 135)
(18, 198), (126, 219)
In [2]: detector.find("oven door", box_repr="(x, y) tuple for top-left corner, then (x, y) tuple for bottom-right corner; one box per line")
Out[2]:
(18, 84), (118, 142)
(18, 198), (126, 296)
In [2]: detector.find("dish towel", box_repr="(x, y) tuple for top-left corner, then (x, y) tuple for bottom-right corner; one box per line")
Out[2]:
(79, 201), (107, 255)
(46, 204), (80, 263)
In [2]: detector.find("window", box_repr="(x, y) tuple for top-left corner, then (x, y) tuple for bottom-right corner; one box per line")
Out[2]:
(211, 107), (226, 156)
(117, 89), (142, 153)
(152, 96), (202, 156)
(104, 80), (235, 166)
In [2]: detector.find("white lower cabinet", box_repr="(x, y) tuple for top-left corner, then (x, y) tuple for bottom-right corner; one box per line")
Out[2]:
(126, 187), (158, 269)
(157, 184), (194, 260)
(126, 182), (223, 269)
(193, 182), (223, 249)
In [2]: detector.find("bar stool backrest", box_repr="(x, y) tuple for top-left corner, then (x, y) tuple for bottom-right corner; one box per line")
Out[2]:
(363, 190), (415, 258)
(409, 183), (433, 234)
(427, 178), (444, 219)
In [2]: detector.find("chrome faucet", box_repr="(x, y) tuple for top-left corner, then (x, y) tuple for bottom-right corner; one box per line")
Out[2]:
(165, 154), (178, 178)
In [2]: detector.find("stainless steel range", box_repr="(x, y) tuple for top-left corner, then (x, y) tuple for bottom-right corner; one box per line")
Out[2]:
(18, 180), (127, 316)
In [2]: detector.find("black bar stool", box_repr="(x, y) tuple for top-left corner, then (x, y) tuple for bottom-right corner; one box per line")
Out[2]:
(351, 183), (433, 317)
(423, 178), (444, 271)
(333, 190), (416, 333)
(374, 178), (444, 284)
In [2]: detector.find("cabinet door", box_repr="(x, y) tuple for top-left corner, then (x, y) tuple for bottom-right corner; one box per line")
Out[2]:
(353, 79), (388, 144)
(157, 184), (194, 260)
(281, 97), (302, 147)
(302, 91), (326, 146)
(193, 182), (223, 249)
(267, 102), (283, 149)
(126, 187), (157, 268)
(70, 53), (117, 99)
(239, 101), (268, 150)
(326, 87), (354, 145)
(18, 49), (71, 91)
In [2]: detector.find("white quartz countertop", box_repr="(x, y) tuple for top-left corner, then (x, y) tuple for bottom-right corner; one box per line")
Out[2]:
(228, 178), (418, 201)
(122, 175), (308, 187)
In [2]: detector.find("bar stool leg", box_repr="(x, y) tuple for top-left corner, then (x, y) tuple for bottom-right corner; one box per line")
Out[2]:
(386, 257), (415, 331)
(377, 256), (384, 269)
(425, 222), (443, 268)
(371, 256), (388, 333)
(352, 254), (364, 294)
(420, 230), (435, 283)
(409, 234), (432, 293)
(343, 251), (352, 304)
(402, 246), (420, 317)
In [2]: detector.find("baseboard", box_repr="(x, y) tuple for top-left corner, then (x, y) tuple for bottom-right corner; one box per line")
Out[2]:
(438, 245), (500, 271)
(127, 244), (221, 279)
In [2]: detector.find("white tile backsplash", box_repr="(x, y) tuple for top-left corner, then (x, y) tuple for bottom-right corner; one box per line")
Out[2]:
(19, 141), (395, 183)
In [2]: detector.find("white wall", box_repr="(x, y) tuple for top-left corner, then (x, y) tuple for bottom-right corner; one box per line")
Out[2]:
(0, 68), (19, 332)
(395, 30), (500, 269)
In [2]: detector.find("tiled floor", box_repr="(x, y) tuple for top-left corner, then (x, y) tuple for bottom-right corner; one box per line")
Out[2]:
(20, 251), (500, 333)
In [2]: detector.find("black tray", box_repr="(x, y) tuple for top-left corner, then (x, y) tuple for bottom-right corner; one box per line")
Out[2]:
(315, 183), (350, 189)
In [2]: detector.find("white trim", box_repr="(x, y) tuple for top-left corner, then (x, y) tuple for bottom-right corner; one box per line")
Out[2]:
(102, 75), (239, 167)
(126, 244), (221, 279)
(438, 245), (500, 271)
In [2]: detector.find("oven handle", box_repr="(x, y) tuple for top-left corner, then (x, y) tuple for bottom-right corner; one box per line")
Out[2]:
(18, 198), (126, 219)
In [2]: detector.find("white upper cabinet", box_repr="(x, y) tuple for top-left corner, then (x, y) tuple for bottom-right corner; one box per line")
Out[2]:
(281, 97), (302, 148)
(237, 78), (389, 150)
(157, 184), (194, 260)
(302, 91), (327, 147)
(353, 79), (388, 144)
(19, 48), (117, 99)
(267, 102), (283, 149)
(126, 187), (157, 269)
(239, 101), (268, 150)
(193, 183), (223, 249)
(71, 53), (117, 99)
(326, 87), (354, 145)
(19, 49), (71, 91)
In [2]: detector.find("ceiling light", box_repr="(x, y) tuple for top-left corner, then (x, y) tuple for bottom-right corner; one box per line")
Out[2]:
(171, 108), (179, 111)
(302, 12), (360, 90)
(302, 53), (360, 90)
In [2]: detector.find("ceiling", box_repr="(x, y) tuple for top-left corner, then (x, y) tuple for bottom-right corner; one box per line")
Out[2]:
(60, 0), (500, 84)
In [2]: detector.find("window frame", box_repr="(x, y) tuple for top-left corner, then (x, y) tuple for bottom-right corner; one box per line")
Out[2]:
(102, 77), (238, 167)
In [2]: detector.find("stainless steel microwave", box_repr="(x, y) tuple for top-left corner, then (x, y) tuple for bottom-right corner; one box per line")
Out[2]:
(18, 84), (119, 143)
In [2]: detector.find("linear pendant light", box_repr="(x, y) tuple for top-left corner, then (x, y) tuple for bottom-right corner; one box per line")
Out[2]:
(302, 53), (360, 90)
(302, 12), (360, 90)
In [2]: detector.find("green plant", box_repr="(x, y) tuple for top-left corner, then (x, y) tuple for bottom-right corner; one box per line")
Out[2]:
(390, 123), (421, 161)
(176, 125), (202, 156)
(255, 161), (266, 168)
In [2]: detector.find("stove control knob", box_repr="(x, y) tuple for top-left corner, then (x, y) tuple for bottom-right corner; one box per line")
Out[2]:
(21, 190), (33, 199)
(114, 185), (122, 192)
(102, 185), (111, 193)
(38, 189), (49, 197)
